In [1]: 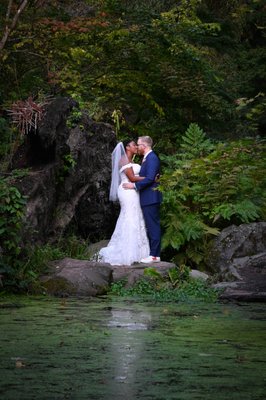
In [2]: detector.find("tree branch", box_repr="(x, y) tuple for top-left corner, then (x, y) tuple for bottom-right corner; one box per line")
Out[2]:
(6, 0), (13, 22)
(0, 0), (29, 52)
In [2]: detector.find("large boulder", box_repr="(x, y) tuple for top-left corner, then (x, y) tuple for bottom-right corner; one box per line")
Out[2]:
(12, 97), (118, 244)
(111, 261), (177, 287)
(41, 254), (208, 297)
(41, 258), (113, 296)
(207, 222), (266, 301)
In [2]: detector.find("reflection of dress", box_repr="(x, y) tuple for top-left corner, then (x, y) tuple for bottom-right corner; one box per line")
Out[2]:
(99, 163), (150, 265)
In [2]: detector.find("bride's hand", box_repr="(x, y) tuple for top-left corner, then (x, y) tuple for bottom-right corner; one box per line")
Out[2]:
(122, 183), (135, 189)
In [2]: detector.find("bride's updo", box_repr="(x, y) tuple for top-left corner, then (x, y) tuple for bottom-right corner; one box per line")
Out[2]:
(122, 138), (136, 150)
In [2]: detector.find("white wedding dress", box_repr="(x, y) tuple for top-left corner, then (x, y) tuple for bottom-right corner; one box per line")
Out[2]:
(98, 163), (150, 265)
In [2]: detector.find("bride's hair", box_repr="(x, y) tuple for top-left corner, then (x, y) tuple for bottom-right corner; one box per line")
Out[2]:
(122, 138), (135, 149)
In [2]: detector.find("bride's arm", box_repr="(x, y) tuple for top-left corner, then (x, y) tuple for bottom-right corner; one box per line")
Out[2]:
(124, 167), (145, 182)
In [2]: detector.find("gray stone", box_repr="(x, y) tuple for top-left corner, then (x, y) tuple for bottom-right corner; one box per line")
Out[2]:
(207, 222), (266, 301)
(12, 97), (118, 244)
(111, 261), (176, 285)
(42, 258), (179, 296)
(42, 258), (113, 296)
(207, 222), (266, 274)
(189, 270), (209, 281)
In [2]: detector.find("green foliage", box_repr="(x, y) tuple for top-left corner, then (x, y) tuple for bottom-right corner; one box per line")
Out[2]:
(66, 95), (89, 130)
(0, 0), (265, 291)
(3, 0), (264, 143)
(143, 266), (164, 281)
(0, 244), (65, 293)
(27, 235), (92, 276)
(111, 109), (125, 135)
(0, 117), (13, 160)
(63, 154), (77, 171)
(15, 238), (88, 293)
(0, 233), (92, 293)
(56, 235), (92, 260)
(57, 153), (77, 182)
(0, 178), (26, 262)
(23, 244), (65, 276)
(66, 106), (83, 129)
(160, 125), (266, 267)
(235, 92), (266, 136)
(109, 265), (218, 302)
(0, 177), (27, 291)
(180, 123), (214, 159)
(168, 265), (191, 287)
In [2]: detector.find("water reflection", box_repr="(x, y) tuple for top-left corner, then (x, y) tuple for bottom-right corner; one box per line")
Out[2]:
(106, 308), (152, 397)
(0, 297), (265, 400)
(101, 302), (266, 400)
(107, 308), (151, 330)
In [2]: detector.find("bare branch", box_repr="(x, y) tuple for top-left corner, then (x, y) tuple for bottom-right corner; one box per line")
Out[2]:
(0, 0), (29, 52)
(6, 0), (13, 22)
(10, 0), (29, 32)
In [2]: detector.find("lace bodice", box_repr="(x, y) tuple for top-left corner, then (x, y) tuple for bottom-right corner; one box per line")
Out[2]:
(120, 163), (141, 183)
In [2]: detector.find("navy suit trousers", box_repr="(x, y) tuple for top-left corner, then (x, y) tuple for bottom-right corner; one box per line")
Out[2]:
(142, 203), (161, 257)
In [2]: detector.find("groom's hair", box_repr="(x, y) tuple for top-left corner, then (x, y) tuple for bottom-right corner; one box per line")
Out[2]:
(139, 136), (153, 147)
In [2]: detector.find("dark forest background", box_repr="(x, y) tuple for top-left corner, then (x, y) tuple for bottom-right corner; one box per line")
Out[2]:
(0, 0), (265, 290)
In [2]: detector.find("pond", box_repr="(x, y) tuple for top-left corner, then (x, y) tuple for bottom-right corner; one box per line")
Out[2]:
(0, 295), (265, 400)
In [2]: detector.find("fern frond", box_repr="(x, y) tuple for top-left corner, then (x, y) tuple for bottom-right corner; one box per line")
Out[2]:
(180, 123), (213, 158)
(234, 200), (260, 223)
(199, 222), (220, 236)
(182, 222), (203, 240)
(144, 267), (163, 280)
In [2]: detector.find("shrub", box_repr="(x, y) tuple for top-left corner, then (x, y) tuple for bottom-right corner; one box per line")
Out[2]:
(0, 177), (27, 290)
(159, 124), (266, 267)
(109, 266), (218, 302)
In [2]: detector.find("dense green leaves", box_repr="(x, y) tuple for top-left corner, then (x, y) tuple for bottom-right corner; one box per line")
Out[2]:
(109, 265), (218, 302)
(160, 124), (266, 266)
(0, 177), (26, 262)
(1, 0), (265, 143)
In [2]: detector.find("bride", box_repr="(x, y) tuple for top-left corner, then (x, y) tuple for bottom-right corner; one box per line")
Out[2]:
(98, 139), (150, 265)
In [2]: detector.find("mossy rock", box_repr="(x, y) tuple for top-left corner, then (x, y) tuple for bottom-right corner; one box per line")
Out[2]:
(42, 277), (77, 297)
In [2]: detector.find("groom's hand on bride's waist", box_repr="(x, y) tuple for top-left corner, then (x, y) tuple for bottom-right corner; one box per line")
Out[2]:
(122, 182), (135, 189)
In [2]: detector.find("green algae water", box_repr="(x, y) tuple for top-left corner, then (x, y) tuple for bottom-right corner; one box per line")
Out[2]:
(0, 296), (265, 400)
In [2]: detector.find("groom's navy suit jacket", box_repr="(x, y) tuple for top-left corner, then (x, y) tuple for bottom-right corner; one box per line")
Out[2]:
(135, 151), (162, 206)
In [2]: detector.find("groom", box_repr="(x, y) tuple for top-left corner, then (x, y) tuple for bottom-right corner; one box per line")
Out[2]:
(123, 136), (162, 263)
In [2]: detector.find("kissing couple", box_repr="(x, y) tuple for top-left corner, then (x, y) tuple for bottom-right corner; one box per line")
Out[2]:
(99, 135), (162, 265)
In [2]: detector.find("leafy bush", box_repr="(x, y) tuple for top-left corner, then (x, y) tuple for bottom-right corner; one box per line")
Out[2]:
(180, 123), (214, 159)
(0, 232), (93, 293)
(0, 175), (92, 292)
(0, 178), (26, 262)
(109, 266), (218, 302)
(160, 123), (266, 267)
(56, 235), (92, 260)
(0, 177), (27, 290)
(0, 117), (13, 161)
